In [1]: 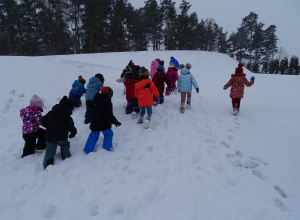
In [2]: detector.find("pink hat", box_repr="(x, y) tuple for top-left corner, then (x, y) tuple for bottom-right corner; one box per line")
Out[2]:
(30, 94), (44, 108)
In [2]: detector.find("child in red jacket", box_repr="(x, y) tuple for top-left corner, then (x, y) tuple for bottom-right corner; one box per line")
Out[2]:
(135, 67), (159, 128)
(223, 63), (255, 116)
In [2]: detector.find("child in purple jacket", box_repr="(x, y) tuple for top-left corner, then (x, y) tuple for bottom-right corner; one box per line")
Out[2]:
(20, 94), (46, 158)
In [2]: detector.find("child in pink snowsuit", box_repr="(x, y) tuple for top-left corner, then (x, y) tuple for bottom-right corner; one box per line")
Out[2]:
(165, 63), (178, 95)
(20, 94), (46, 158)
(149, 58), (160, 79)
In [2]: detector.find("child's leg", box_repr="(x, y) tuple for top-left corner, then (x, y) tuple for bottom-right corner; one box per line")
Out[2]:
(125, 99), (133, 114)
(232, 98), (240, 109)
(43, 141), (58, 169)
(102, 129), (114, 151)
(139, 106), (146, 122)
(84, 131), (100, 154)
(145, 106), (153, 120)
(187, 92), (192, 106)
(22, 133), (37, 158)
(36, 128), (46, 151)
(84, 100), (93, 123)
(181, 92), (187, 106)
(236, 98), (241, 109)
(58, 139), (71, 160)
(166, 87), (171, 96)
(132, 99), (140, 113)
(159, 92), (164, 104)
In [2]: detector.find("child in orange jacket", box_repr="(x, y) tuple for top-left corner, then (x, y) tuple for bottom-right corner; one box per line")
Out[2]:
(223, 63), (255, 115)
(134, 67), (159, 127)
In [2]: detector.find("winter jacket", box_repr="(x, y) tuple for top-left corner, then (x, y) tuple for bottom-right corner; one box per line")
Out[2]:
(177, 67), (199, 92)
(150, 60), (158, 79)
(135, 79), (159, 107)
(69, 80), (86, 103)
(166, 67), (178, 86)
(124, 72), (139, 100)
(170, 57), (179, 68)
(41, 97), (77, 142)
(85, 76), (103, 101)
(89, 93), (119, 131)
(224, 73), (254, 99)
(20, 105), (43, 134)
(152, 70), (172, 93)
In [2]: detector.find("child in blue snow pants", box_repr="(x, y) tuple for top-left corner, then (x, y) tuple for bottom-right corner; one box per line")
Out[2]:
(84, 129), (114, 153)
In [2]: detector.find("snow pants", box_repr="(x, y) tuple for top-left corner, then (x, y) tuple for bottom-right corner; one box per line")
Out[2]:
(166, 84), (177, 95)
(181, 92), (192, 106)
(232, 98), (241, 109)
(126, 99), (140, 114)
(84, 129), (114, 154)
(84, 100), (93, 123)
(139, 106), (153, 121)
(22, 128), (46, 158)
(43, 139), (71, 169)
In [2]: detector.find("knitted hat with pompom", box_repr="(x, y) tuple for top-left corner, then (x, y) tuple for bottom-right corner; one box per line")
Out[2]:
(102, 86), (113, 99)
(235, 63), (244, 74)
(30, 94), (44, 108)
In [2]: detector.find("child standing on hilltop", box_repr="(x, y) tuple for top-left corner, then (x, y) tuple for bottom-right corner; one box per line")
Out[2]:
(20, 94), (46, 158)
(84, 87), (121, 153)
(177, 63), (199, 113)
(69, 75), (86, 107)
(223, 63), (255, 116)
(135, 67), (160, 128)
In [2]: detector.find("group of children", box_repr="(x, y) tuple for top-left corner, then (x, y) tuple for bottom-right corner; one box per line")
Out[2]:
(20, 58), (255, 169)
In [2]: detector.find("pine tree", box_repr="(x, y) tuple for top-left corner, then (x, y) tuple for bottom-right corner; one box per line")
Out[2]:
(279, 57), (288, 75)
(269, 59), (279, 74)
(0, 0), (19, 55)
(176, 0), (191, 50)
(289, 55), (299, 75)
(143, 0), (163, 50)
(261, 62), (269, 74)
(160, 0), (177, 50)
(263, 25), (278, 63)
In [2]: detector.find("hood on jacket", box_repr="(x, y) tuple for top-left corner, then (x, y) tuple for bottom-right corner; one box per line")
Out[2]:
(72, 80), (84, 88)
(180, 67), (190, 75)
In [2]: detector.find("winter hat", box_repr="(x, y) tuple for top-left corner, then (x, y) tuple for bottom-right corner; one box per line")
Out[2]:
(139, 66), (149, 79)
(179, 64), (185, 70)
(156, 60), (164, 71)
(155, 58), (160, 63)
(78, 75), (86, 85)
(102, 86), (114, 99)
(30, 94), (44, 108)
(235, 63), (244, 74)
(59, 96), (73, 109)
(95, 73), (105, 83)
(186, 63), (192, 69)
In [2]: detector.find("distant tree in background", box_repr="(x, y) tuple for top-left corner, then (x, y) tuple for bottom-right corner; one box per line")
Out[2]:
(269, 58), (279, 74)
(279, 57), (288, 74)
(289, 56), (299, 75)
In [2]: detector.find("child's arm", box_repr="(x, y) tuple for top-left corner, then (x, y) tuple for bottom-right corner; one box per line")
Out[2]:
(224, 78), (233, 89)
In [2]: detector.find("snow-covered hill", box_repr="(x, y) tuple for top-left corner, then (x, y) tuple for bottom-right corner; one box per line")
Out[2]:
(0, 51), (299, 220)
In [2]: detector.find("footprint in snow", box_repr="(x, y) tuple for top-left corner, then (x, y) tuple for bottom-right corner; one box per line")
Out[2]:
(274, 186), (288, 199)
(90, 206), (99, 217)
(274, 199), (289, 212)
(221, 141), (231, 148)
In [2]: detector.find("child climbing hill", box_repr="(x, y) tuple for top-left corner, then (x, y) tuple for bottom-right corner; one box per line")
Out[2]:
(223, 63), (255, 116)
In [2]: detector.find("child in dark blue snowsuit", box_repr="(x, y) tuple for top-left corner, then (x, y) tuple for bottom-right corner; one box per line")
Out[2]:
(69, 75), (86, 107)
(84, 87), (121, 153)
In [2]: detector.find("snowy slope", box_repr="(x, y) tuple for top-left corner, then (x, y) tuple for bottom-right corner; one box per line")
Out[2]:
(0, 51), (299, 220)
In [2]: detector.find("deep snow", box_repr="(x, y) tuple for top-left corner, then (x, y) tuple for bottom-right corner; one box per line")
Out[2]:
(0, 51), (299, 220)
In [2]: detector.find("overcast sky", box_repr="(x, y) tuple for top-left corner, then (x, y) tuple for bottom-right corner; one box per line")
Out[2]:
(130, 0), (300, 59)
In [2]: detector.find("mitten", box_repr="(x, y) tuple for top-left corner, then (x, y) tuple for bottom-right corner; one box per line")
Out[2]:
(156, 96), (160, 104)
(223, 86), (227, 90)
(115, 121), (121, 127)
(196, 88), (199, 93)
(251, 76), (255, 82)
(69, 133), (76, 138)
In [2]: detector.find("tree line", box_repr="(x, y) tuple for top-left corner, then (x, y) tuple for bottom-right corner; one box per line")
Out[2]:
(0, 0), (298, 74)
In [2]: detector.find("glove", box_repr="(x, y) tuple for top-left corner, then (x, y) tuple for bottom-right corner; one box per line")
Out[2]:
(178, 90), (180, 93)
(156, 96), (160, 104)
(196, 88), (199, 93)
(251, 76), (255, 82)
(169, 86), (173, 92)
(223, 86), (227, 90)
(69, 133), (76, 138)
(115, 121), (121, 127)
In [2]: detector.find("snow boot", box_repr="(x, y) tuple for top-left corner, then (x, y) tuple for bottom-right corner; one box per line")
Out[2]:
(180, 105), (185, 114)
